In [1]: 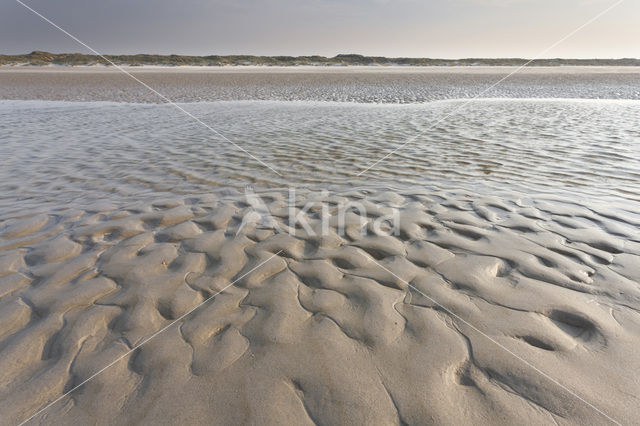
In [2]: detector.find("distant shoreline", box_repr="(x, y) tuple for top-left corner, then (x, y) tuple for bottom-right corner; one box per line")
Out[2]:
(2, 51), (639, 67)
(3, 66), (640, 75)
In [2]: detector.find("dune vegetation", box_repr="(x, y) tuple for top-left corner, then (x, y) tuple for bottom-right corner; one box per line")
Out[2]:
(1, 51), (639, 66)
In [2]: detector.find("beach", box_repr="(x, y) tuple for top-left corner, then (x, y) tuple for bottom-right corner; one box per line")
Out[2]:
(2, 66), (640, 103)
(1, 67), (639, 424)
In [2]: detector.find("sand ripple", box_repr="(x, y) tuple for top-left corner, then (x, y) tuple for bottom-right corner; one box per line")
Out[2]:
(2, 71), (639, 424)
(1, 99), (639, 217)
(1, 189), (639, 424)
(1, 68), (640, 103)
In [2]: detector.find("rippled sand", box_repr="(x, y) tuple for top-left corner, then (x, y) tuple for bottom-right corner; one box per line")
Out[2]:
(1, 66), (640, 103)
(1, 70), (640, 424)
(1, 189), (639, 424)
(2, 98), (639, 214)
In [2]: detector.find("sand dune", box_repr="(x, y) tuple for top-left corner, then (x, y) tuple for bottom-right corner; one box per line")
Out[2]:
(1, 189), (638, 424)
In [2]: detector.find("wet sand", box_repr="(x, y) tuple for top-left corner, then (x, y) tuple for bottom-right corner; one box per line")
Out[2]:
(1, 189), (639, 424)
(1, 66), (639, 103)
(1, 69), (639, 424)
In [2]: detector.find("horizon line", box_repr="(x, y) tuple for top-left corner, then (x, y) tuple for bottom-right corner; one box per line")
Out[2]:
(1, 51), (639, 63)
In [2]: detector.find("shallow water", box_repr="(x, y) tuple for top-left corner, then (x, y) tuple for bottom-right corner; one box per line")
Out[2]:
(1, 97), (639, 216)
(2, 67), (640, 103)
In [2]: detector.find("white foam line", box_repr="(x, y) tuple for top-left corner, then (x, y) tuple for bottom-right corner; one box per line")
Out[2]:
(15, 0), (282, 177)
(18, 251), (283, 425)
(368, 258), (621, 425)
(357, 0), (625, 176)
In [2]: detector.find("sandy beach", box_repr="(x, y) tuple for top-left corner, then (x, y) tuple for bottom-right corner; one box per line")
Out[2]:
(1, 187), (639, 424)
(1, 68), (639, 424)
(4, 0), (640, 419)
(1, 66), (639, 103)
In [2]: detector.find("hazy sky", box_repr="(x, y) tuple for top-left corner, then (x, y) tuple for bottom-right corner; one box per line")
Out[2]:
(1, 0), (638, 58)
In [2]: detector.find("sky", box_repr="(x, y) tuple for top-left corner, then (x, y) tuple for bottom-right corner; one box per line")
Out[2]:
(1, 0), (638, 59)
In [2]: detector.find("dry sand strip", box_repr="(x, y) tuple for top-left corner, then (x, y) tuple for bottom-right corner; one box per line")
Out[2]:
(0, 189), (639, 424)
